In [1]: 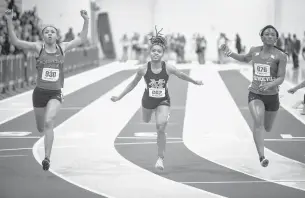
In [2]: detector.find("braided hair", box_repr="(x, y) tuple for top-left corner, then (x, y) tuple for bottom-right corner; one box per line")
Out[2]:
(149, 26), (167, 50)
(259, 25), (287, 55)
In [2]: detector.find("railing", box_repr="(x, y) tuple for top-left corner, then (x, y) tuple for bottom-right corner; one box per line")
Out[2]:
(0, 46), (100, 94)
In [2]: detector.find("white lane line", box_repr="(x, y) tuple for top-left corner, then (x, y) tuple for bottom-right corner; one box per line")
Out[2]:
(135, 122), (180, 125)
(0, 155), (28, 158)
(0, 146), (76, 152)
(134, 132), (167, 137)
(0, 132), (32, 136)
(183, 65), (305, 192)
(280, 134), (305, 139)
(0, 148), (33, 151)
(116, 136), (182, 140)
(265, 139), (305, 142)
(239, 106), (285, 111)
(281, 134), (293, 139)
(114, 141), (184, 145)
(0, 136), (40, 139)
(0, 61), (126, 126)
(181, 180), (305, 184)
(0, 107), (84, 110)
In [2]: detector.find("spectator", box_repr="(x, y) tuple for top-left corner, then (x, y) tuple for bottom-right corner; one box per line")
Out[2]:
(291, 34), (301, 69)
(64, 27), (75, 42)
(195, 34), (207, 64)
(120, 34), (129, 62)
(235, 34), (242, 54)
(0, 1), (42, 55)
(301, 31), (305, 60)
(285, 33), (292, 59)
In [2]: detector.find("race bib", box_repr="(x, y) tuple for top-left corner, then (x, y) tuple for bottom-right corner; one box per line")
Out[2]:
(42, 68), (59, 82)
(254, 63), (270, 77)
(149, 88), (165, 98)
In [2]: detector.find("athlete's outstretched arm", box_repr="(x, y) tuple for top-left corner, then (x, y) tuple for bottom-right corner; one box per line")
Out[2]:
(61, 10), (89, 52)
(167, 65), (202, 85)
(4, 10), (39, 52)
(112, 66), (145, 101)
(289, 80), (305, 92)
(221, 44), (254, 63)
(289, 80), (305, 93)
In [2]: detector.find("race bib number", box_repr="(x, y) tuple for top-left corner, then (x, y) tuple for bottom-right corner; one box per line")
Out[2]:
(149, 88), (165, 98)
(42, 68), (59, 82)
(254, 63), (270, 77)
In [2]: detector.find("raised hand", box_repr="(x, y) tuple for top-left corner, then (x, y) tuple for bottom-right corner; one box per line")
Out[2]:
(80, 10), (89, 20)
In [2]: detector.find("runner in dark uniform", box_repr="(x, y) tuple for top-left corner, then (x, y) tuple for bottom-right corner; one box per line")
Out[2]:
(142, 60), (170, 110)
(220, 25), (288, 167)
(5, 9), (89, 171)
(111, 26), (203, 170)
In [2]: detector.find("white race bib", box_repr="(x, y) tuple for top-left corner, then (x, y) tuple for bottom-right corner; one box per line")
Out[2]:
(254, 63), (270, 77)
(149, 88), (165, 98)
(42, 68), (59, 82)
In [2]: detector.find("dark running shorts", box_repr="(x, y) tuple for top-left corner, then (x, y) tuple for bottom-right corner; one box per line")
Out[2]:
(32, 87), (63, 108)
(248, 91), (279, 111)
(142, 98), (171, 110)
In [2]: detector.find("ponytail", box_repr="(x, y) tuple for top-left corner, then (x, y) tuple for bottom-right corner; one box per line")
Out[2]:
(149, 26), (167, 50)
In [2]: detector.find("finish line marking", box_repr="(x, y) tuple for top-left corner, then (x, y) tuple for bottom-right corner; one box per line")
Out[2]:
(0, 132), (32, 136)
(180, 180), (305, 184)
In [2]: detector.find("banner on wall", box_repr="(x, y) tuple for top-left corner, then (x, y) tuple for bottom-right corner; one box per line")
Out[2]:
(97, 12), (116, 59)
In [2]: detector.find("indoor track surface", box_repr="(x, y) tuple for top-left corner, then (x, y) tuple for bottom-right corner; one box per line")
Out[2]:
(1, 60), (305, 198)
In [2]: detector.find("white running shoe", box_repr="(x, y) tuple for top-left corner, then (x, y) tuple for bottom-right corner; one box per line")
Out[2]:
(155, 157), (164, 171)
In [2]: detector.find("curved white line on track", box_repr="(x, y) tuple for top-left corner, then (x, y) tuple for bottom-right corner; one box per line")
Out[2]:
(183, 65), (305, 191)
(33, 72), (225, 198)
(0, 62), (129, 126)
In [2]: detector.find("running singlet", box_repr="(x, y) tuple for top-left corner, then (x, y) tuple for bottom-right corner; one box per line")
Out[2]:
(36, 44), (65, 90)
(143, 61), (169, 99)
(248, 46), (280, 95)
